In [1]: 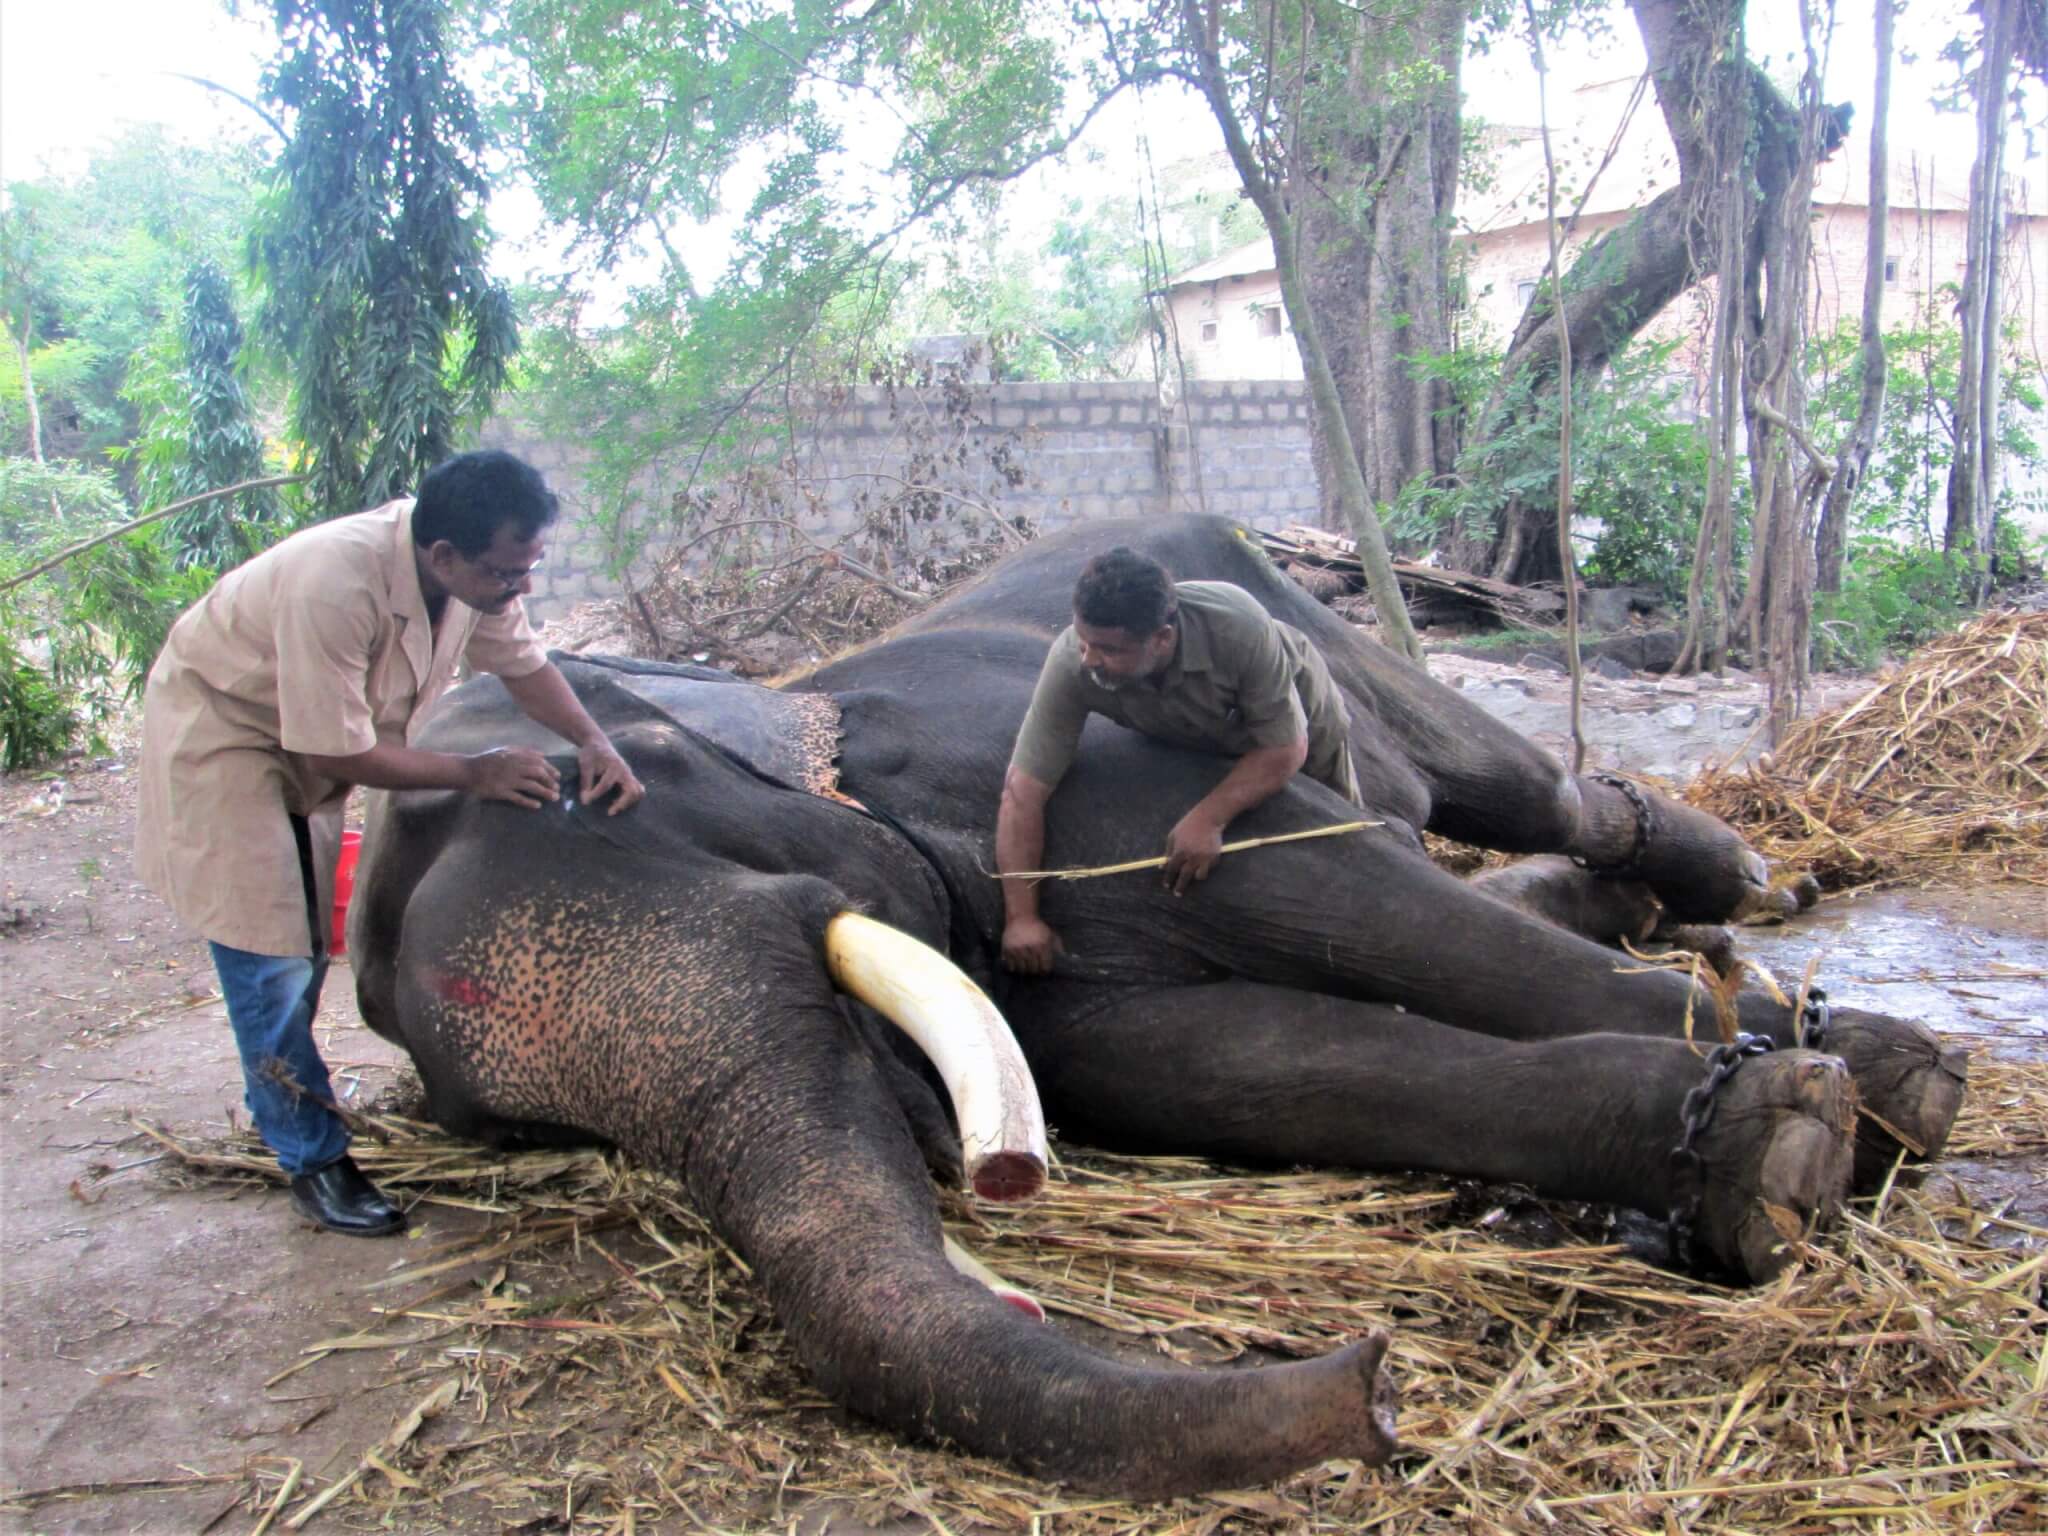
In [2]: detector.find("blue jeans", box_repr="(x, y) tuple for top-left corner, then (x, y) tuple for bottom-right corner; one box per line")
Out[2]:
(210, 942), (350, 1176)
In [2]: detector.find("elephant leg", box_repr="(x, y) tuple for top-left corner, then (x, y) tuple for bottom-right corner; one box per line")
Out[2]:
(1137, 831), (1964, 1189)
(1026, 983), (1854, 1281)
(1312, 641), (1770, 922)
(1791, 1000), (1969, 1191)
(1467, 855), (1660, 946)
(1469, 858), (1740, 977)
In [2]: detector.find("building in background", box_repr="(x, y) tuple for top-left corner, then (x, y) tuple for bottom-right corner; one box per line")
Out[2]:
(1159, 80), (2045, 401)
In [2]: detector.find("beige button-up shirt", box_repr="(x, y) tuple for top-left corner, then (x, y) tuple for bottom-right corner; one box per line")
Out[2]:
(136, 499), (550, 956)
(1010, 580), (1359, 802)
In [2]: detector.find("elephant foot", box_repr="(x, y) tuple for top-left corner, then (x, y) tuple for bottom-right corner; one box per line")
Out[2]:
(1801, 996), (1969, 1191)
(1580, 774), (1769, 924)
(1650, 920), (1739, 979)
(1470, 855), (1659, 945)
(1742, 872), (1824, 925)
(1676, 1043), (1855, 1282)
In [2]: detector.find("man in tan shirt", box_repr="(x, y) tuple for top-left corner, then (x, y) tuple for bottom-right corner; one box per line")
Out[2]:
(137, 451), (645, 1236)
(997, 546), (1358, 974)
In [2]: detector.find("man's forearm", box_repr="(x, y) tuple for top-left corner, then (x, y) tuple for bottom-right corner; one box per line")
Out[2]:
(1187, 738), (1308, 831)
(995, 779), (1050, 922)
(302, 742), (478, 793)
(501, 663), (607, 748)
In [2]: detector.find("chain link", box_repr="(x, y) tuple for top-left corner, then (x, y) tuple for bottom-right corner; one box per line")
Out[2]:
(1666, 1032), (1774, 1270)
(1571, 772), (1657, 879)
(1797, 984), (1831, 1051)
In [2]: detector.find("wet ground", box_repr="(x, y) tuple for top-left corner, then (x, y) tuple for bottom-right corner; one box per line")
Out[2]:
(1738, 882), (2048, 1232)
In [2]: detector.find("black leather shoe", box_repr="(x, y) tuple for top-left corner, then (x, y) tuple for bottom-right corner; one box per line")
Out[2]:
(289, 1155), (406, 1237)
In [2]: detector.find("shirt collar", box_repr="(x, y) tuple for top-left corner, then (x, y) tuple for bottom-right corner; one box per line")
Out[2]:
(1163, 588), (1214, 678)
(390, 499), (434, 675)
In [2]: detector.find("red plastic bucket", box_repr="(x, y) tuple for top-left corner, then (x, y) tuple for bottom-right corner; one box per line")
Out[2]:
(332, 830), (363, 955)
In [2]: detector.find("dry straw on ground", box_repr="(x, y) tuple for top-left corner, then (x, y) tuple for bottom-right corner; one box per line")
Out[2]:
(1689, 610), (2048, 890)
(95, 1075), (2045, 1535)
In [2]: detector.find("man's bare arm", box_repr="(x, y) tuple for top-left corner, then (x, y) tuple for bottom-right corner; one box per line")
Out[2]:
(1162, 736), (1308, 894)
(301, 742), (561, 807)
(996, 766), (1062, 973)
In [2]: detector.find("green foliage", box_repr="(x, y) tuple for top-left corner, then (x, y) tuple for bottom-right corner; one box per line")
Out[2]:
(494, 0), (1151, 548)
(123, 260), (284, 566)
(0, 131), (267, 465)
(251, 0), (517, 517)
(1804, 299), (2047, 664)
(1812, 546), (1977, 671)
(0, 633), (77, 773)
(0, 459), (215, 757)
(1386, 337), (1731, 600)
(1574, 351), (1722, 600)
(1806, 298), (2046, 545)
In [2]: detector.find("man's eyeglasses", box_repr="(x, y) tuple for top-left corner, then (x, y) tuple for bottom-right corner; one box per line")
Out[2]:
(471, 556), (543, 589)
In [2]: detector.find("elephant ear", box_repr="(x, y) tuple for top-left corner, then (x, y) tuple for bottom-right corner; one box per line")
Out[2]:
(552, 653), (848, 802)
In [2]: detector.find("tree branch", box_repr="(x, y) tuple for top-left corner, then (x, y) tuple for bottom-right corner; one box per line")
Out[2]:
(0, 476), (306, 594)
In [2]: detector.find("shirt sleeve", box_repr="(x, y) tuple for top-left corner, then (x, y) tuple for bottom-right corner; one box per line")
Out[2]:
(1229, 611), (1309, 749)
(272, 585), (381, 758)
(462, 598), (551, 679)
(1008, 630), (1093, 788)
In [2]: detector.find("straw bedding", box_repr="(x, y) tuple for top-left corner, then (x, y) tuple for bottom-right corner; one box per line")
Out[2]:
(126, 1087), (2048, 1533)
(1687, 611), (2048, 890)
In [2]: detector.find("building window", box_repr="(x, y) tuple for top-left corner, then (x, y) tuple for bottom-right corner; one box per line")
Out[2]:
(1256, 306), (1284, 338)
(1199, 319), (1219, 344)
(1883, 258), (1899, 284)
(1516, 278), (1539, 308)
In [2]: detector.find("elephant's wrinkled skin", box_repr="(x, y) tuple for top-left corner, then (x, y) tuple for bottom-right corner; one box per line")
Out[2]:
(352, 516), (1965, 1498)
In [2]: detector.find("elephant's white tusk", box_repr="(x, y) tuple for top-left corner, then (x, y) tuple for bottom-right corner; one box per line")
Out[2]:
(942, 1233), (1047, 1321)
(824, 911), (1049, 1202)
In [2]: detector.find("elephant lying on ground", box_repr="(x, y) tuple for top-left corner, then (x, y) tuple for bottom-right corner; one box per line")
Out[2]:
(352, 515), (1966, 1499)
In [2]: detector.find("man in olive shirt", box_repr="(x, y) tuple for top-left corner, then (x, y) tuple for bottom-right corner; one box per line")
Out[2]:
(997, 546), (1358, 974)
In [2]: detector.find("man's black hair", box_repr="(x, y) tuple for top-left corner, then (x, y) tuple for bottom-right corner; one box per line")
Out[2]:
(411, 451), (560, 557)
(1073, 547), (1177, 635)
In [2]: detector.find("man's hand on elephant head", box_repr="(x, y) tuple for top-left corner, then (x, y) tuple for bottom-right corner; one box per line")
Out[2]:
(1163, 810), (1225, 895)
(1002, 915), (1065, 975)
(578, 739), (646, 814)
(464, 747), (562, 808)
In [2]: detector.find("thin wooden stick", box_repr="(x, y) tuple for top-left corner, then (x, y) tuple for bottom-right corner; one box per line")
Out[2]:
(993, 819), (1380, 881)
(0, 474), (305, 593)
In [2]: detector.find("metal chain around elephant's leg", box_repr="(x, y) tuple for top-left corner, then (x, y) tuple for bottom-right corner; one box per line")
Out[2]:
(1570, 772), (1656, 880)
(1665, 1032), (1775, 1271)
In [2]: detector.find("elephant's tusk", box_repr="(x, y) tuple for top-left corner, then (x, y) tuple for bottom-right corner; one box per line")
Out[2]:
(823, 911), (1049, 1202)
(942, 1233), (1047, 1321)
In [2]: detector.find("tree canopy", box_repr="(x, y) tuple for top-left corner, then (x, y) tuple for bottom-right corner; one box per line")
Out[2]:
(250, 0), (518, 516)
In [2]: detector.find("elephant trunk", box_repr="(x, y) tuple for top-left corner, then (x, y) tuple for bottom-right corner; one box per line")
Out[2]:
(762, 1188), (1400, 1498)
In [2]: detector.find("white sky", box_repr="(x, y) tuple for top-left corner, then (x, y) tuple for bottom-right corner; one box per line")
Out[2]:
(0, 0), (2023, 294)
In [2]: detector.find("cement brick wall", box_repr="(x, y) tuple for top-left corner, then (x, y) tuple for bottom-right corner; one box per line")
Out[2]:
(483, 380), (1322, 629)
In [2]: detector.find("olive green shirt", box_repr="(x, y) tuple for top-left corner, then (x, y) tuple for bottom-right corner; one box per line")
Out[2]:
(1011, 580), (1359, 803)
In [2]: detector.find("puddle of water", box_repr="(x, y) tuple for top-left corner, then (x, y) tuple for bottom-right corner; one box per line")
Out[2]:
(1736, 882), (2047, 1235)
(1738, 884), (2048, 1060)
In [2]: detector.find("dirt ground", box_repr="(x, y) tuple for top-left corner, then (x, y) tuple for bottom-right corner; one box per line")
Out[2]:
(2, 665), (2042, 1533)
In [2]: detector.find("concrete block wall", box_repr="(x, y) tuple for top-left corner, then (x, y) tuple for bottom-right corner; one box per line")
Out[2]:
(483, 380), (1323, 629)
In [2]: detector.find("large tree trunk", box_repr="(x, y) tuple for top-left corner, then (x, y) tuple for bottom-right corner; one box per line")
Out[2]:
(1181, 0), (1425, 661)
(1450, 0), (1805, 587)
(1295, 0), (1466, 527)
(1815, 0), (1894, 595)
(1945, 0), (2015, 597)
